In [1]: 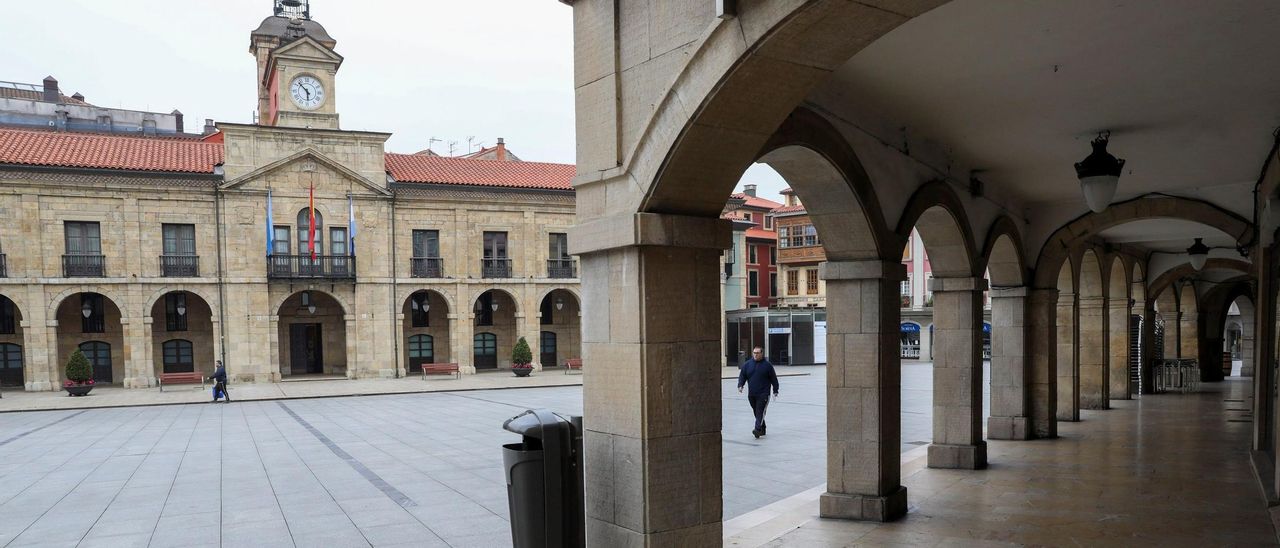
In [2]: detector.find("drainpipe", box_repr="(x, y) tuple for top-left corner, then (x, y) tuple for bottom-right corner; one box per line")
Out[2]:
(214, 177), (228, 370)
(389, 191), (400, 378)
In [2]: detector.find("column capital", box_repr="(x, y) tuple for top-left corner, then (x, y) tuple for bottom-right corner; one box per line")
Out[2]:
(568, 212), (731, 255)
(1078, 296), (1106, 307)
(990, 286), (1029, 298)
(820, 260), (906, 281)
(928, 276), (988, 293)
(1028, 288), (1060, 304)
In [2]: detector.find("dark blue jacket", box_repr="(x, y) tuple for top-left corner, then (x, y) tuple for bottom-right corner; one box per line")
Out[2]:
(738, 358), (779, 397)
(211, 365), (227, 384)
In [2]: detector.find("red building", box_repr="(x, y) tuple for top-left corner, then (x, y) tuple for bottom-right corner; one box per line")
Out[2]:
(729, 184), (781, 308)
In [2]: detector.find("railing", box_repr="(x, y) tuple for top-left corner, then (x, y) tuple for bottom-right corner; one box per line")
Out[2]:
(411, 257), (444, 278)
(0, 254), (5, 278)
(482, 257), (512, 278)
(901, 344), (920, 359)
(547, 258), (576, 278)
(159, 255), (199, 277)
(1154, 358), (1199, 394)
(63, 254), (105, 277)
(267, 255), (356, 279)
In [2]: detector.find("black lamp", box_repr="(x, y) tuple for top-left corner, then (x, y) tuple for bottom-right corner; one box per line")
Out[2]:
(1075, 132), (1125, 213)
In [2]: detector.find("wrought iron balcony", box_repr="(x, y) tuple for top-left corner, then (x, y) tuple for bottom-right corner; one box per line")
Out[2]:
(481, 257), (512, 278)
(160, 255), (199, 277)
(268, 254), (356, 279)
(0, 254), (5, 278)
(547, 259), (576, 278)
(63, 254), (105, 277)
(411, 257), (444, 278)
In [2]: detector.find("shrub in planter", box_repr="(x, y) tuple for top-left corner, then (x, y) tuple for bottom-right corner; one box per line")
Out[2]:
(64, 349), (96, 396)
(512, 337), (533, 376)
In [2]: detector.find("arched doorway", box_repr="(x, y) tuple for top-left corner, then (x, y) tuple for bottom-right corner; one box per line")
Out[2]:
(538, 289), (580, 368)
(403, 290), (450, 373)
(149, 291), (216, 379)
(472, 289), (517, 370)
(54, 292), (124, 385)
(277, 290), (347, 377)
(0, 295), (24, 388)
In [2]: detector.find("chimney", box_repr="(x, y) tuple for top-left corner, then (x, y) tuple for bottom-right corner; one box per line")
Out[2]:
(42, 76), (59, 102)
(743, 183), (757, 197)
(71, 92), (84, 103)
(171, 110), (184, 133)
(202, 118), (217, 136)
(142, 115), (157, 136)
(496, 137), (506, 161)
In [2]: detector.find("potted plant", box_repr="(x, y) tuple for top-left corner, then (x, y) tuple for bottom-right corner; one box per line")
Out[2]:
(63, 349), (95, 396)
(512, 337), (534, 377)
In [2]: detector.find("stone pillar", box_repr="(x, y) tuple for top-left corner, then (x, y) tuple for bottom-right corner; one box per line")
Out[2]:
(44, 321), (60, 388)
(1241, 299), (1256, 376)
(988, 287), (1030, 440)
(394, 313), (407, 376)
(819, 260), (907, 521)
(572, 213), (727, 546)
(1056, 291), (1080, 421)
(522, 311), (543, 372)
(1027, 289), (1058, 438)
(1078, 296), (1109, 410)
(123, 316), (155, 388)
(1140, 302), (1157, 395)
(344, 314), (360, 378)
(454, 313), (474, 374)
(1108, 297), (1131, 400)
(927, 276), (987, 470)
(268, 315), (281, 382)
(1254, 247), (1277, 452)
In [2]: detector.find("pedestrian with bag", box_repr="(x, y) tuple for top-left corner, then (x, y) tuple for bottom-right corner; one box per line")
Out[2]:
(211, 360), (231, 403)
(737, 347), (779, 439)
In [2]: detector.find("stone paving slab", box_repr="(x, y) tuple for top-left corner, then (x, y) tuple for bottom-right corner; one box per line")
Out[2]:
(0, 368), (809, 413)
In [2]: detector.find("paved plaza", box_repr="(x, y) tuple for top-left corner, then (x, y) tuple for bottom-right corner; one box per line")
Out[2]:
(0, 362), (970, 547)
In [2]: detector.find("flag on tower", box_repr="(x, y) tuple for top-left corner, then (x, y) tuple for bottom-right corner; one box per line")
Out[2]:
(266, 189), (274, 257)
(348, 194), (356, 256)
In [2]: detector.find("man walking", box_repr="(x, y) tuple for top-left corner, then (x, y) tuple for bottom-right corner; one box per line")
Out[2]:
(211, 360), (231, 403)
(737, 347), (779, 439)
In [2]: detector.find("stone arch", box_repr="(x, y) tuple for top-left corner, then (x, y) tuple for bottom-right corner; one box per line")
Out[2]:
(1200, 278), (1254, 380)
(401, 286), (456, 316)
(53, 291), (126, 385)
(276, 290), (349, 377)
(269, 288), (351, 317)
(895, 181), (978, 278)
(402, 289), (452, 371)
(1033, 196), (1253, 288)
(141, 285), (220, 320)
(1132, 262), (1147, 305)
(979, 215), (1027, 288)
(1149, 259), (1252, 301)
(755, 107), (891, 261)
(148, 290), (217, 380)
(47, 285), (130, 321)
(535, 285), (582, 310)
(1178, 281), (1201, 362)
(0, 292), (25, 389)
(470, 287), (521, 317)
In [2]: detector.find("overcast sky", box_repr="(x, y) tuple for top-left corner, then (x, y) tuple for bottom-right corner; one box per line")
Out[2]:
(0, 0), (787, 202)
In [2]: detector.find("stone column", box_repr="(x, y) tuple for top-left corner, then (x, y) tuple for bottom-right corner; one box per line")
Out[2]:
(1141, 302), (1158, 395)
(572, 213), (727, 546)
(927, 276), (987, 469)
(1078, 296), (1109, 410)
(522, 311), (543, 372)
(1056, 291), (1080, 421)
(1027, 289), (1058, 438)
(394, 312), (407, 376)
(988, 287), (1030, 440)
(819, 260), (907, 521)
(454, 313), (474, 374)
(344, 314), (359, 378)
(122, 316), (154, 388)
(1254, 247), (1277, 452)
(268, 315), (281, 382)
(1108, 297), (1131, 400)
(1241, 299), (1256, 376)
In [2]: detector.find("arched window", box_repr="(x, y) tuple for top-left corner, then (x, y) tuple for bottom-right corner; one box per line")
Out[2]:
(474, 332), (497, 369)
(0, 343), (22, 387)
(296, 208), (324, 256)
(407, 334), (434, 373)
(162, 339), (194, 373)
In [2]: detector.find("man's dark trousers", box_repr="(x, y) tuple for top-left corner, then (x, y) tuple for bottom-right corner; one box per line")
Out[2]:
(748, 394), (769, 434)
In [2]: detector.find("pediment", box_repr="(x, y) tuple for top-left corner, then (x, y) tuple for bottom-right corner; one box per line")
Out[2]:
(221, 148), (390, 197)
(272, 35), (343, 64)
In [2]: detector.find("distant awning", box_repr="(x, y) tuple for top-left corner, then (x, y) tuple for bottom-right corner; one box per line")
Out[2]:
(983, 323), (992, 333)
(900, 323), (920, 333)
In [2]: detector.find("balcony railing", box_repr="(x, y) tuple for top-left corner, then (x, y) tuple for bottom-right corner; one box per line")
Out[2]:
(160, 255), (199, 277)
(481, 257), (512, 278)
(411, 257), (445, 278)
(547, 258), (576, 278)
(0, 254), (5, 278)
(268, 255), (356, 279)
(63, 254), (105, 277)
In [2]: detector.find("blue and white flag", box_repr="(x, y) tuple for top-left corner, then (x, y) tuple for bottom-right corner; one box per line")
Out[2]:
(266, 189), (274, 257)
(348, 194), (356, 256)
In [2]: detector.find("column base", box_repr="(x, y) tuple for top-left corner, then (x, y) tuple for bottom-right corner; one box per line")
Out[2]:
(25, 381), (54, 392)
(124, 376), (157, 389)
(987, 416), (1030, 440)
(819, 487), (908, 522)
(928, 443), (987, 469)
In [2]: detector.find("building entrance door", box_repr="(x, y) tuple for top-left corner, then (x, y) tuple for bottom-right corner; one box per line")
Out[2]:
(474, 333), (497, 370)
(79, 341), (112, 383)
(289, 323), (323, 375)
(540, 331), (557, 367)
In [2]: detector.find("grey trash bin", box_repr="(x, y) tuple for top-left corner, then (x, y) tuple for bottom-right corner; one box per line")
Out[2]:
(502, 409), (584, 548)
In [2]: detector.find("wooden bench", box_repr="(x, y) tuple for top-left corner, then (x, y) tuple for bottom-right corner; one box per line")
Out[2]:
(420, 363), (460, 380)
(564, 358), (583, 375)
(159, 372), (206, 392)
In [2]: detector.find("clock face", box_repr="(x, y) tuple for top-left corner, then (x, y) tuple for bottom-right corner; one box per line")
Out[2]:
(289, 75), (325, 110)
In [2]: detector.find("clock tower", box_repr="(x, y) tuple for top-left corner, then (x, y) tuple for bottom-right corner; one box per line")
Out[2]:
(250, 0), (342, 129)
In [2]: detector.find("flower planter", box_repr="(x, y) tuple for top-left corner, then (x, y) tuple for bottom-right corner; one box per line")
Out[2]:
(512, 367), (532, 377)
(65, 384), (93, 397)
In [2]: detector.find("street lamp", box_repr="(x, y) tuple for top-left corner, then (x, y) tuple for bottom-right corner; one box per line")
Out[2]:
(175, 293), (187, 316)
(555, 296), (564, 311)
(1187, 238), (1210, 271)
(301, 291), (316, 314)
(1075, 132), (1125, 214)
(81, 300), (92, 318)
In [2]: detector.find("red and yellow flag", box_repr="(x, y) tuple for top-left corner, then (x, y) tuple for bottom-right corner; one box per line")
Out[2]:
(308, 181), (317, 260)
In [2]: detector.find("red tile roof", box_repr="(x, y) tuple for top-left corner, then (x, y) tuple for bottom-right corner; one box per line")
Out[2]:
(0, 127), (223, 173)
(745, 227), (777, 240)
(771, 204), (807, 214)
(386, 153), (574, 190)
(729, 192), (783, 210)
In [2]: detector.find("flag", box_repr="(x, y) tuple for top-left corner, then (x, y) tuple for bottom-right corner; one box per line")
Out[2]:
(266, 189), (274, 257)
(348, 194), (356, 256)
(308, 181), (317, 260)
